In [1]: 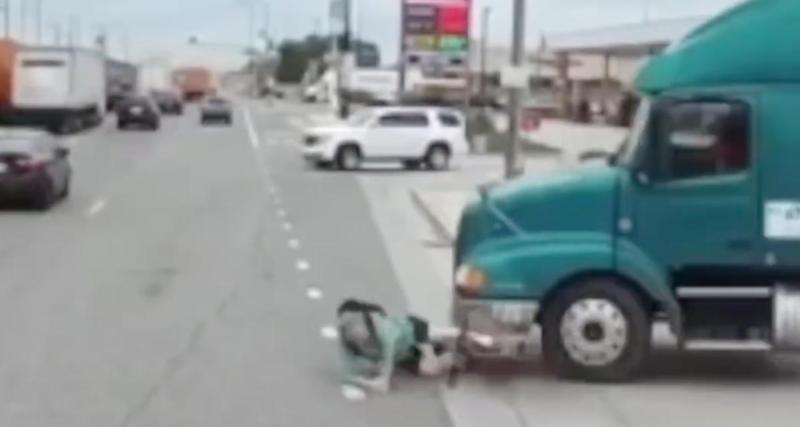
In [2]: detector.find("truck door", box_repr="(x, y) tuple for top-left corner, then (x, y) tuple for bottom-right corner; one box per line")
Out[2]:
(625, 98), (759, 269)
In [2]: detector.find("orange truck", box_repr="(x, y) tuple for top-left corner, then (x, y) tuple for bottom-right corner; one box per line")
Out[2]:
(0, 39), (15, 110)
(173, 67), (216, 101)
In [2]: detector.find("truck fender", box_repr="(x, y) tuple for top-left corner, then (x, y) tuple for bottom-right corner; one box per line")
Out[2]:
(614, 238), (682, 335)
(469, 233), (680, 334)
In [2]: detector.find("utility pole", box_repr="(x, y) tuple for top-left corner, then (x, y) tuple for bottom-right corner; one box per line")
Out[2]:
(20, 0), (27, 42)
(505, 0), (526, 179)
(51, 22), (61, 45)
(2, 0), (9, 39)
(479, 6), (491, 100)
(35, 0), (42, 44)
(397, 1), (406, 104)
(337, 0), (352, 118)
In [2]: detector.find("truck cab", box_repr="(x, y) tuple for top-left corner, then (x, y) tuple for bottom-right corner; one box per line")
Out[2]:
(453, 0), (800, 381)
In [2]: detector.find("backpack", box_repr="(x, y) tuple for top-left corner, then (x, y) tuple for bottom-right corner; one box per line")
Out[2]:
(337, 299), (387, 358)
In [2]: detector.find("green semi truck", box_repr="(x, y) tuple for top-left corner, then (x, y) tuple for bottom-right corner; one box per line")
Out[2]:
(452, 0), (800, 381)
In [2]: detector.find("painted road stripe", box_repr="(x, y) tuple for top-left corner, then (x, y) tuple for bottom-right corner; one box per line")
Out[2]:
(86, 199), (106, 217)
(296, 259), (310, 271)
(341, 385), (367, 402)
(288, 239), (300, 249)
(243, 107), (261, 149)
(283, 221), (293, 231)
(306, 287), (323, 300)
(320, 325), (338, 340)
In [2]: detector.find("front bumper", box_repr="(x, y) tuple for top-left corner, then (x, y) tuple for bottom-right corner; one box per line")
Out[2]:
(453, 297), (540, 359)
(302, 143), (335, 163)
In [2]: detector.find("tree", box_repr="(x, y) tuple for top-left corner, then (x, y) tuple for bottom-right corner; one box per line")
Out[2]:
(275, 35), (380, 83)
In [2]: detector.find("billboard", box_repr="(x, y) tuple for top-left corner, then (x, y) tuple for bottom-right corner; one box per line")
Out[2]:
(402, 0), (471, 55)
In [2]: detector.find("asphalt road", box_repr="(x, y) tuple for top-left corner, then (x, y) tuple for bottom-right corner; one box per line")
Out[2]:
(0, 100), (451, 427)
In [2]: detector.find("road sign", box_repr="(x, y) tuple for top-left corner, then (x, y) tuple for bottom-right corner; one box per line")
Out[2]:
(402, 0), (470, 54)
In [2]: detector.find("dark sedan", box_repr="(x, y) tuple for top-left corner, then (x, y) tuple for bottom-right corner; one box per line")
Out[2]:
(117, 96), (161, 131)
(0, 129), (71, 210)
(200, 97), (233, 125)
(151, 90), (184, 115)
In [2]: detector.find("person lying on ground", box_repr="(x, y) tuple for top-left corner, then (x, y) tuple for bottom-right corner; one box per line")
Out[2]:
(336, 299), (456, 393)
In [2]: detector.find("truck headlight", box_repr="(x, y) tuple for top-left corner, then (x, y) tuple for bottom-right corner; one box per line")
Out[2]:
(455, 264), (488, 297)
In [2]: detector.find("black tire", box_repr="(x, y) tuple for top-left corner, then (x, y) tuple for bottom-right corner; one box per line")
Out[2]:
(425, 145), (451, 171)
(336, 145), (362, 171)
(151, 121), (161, 131)
(403, 160), (421, 170)
(32, 178), (55, 211)
(117, 121), (126, 130)
(541, 278), (651, 382)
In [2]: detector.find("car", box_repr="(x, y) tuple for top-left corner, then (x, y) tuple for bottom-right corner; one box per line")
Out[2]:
(301, 106), (469, 171)
(0, 129), (71, 210)
(117, 96), (161, 130)
(151, 90), (184, 115)
(200, 97), (233, 125)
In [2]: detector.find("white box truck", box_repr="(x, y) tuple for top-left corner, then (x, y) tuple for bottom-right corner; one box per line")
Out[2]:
(11, 46), (106, 134)
(138, 63), (173, 93)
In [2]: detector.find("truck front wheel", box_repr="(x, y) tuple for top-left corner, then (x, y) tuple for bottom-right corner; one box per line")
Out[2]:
(541, 278), (651, 382)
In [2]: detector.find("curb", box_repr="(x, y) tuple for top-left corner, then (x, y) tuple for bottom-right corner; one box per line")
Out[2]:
(409, 190), (455, 246)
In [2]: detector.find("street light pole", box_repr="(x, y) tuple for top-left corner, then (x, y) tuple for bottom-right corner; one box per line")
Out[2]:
(2, 0), (9, 39)
(338, 0), (352, 119)
(35, 0), (43, 44)
(20, 0), (27, 42)
(505, 0), (526, 180)
(479, 6), (491, 100)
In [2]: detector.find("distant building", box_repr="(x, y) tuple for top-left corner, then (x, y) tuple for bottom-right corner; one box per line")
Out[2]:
(470, 17), (706, 122)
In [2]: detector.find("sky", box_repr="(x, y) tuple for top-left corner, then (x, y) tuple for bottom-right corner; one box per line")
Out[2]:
(8, 0), (744, 70)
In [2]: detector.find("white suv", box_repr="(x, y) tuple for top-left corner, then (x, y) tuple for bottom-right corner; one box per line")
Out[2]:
(302, 107), (469, 170)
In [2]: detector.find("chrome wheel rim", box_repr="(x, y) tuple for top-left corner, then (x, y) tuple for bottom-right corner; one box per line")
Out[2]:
(560, 298), (628, 367)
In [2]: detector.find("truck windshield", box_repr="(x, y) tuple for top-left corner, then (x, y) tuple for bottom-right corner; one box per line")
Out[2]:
(616, 99), (651, 167)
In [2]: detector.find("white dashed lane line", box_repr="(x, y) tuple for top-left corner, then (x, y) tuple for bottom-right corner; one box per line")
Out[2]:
(282, 221), (293, 231)
(306, 287), (323, 300)
(320, 325), (338, 340)
(86, 199), (106, 217)
(288, 239), (300, 249)
(296, 259), (310, 271)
